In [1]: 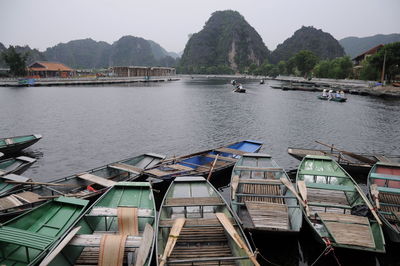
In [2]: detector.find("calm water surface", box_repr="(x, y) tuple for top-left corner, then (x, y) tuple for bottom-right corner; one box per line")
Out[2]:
(1, 78), (399, 265)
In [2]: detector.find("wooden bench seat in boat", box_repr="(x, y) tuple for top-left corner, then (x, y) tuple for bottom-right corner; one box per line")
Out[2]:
(214, 148), (246, 155)
(144, 164), (195, 177)
(306, 182), (355, 192)
(205, 154), (237, 162)
(108, 163), (144, 174)
(69, 234), (142, 247)
(237, 182), (284, 204)
(245, 201), (289, 230)
(86, 207), (153, 218)
(164, 197), (225, 207)
(0, 192), (42, 210)
(300, 170), (347, 178)
(307, 187), (351, 214)
(159, 217), (236, 228)
(0, 226), (55, 250)
(235, 166), (284, 172)
(76, 173), (116, 187)
(317, 213), (375, 248)
(370, 172), (400, 181)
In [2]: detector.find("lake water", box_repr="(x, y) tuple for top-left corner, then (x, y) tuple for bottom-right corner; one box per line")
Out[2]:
(1, 77), (399, 265)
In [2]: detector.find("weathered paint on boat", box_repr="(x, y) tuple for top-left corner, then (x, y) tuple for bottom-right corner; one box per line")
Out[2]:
(368, 162), (400, 242)
(144, 140), (263, 182)
(0, 153), (164, 220)
(0, 196), (89, 265)
(44, 182), (156, 266)
(317, 95), (347, 102)
(157, 176), (257, 265)
(296, 155), (385, 253)
(230, 153), (302, 233)
(0, 174), (32, 196)
(0, 134), (42, 155)
(0, 156), (37, 177)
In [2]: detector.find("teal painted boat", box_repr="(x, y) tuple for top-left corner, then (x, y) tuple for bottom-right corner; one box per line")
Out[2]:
(0, 174), (32, 196)
(0, 156), (37, 177)
(317, 95), (347, 102)
(230, 153), (302, 233)
(0, 153), (164, 221)
(0, 134), (42, 155)
(157, 176), (259, 265)
(0, 196), (89, 265)
(43, 182), (156, 266)
(296, 155), (385, 253)
(367, 162), (400, 242)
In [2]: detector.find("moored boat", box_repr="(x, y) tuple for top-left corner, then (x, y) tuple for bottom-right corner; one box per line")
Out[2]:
(0, 153), (164, 220)
(0, 134), (42, 155)
(296, 155), (385, 253)
(0, 156), (37, 176)
(0, 196), (89, 265)
(157, 176), (259, 265)
(230, 153), (302, 233)
(144, 140), (263, 183)
(0, 174), (32, 196)
(41, 182), (156, 266)
(287, 146), (400, 175)
(368, 162), (400, 242)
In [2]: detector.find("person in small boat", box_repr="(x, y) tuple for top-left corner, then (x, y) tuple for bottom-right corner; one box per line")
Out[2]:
(340, 90), (345, 98)
(322, 89), (327, 97)
(328, 90), (333, 99)
(335, 90), (341, 98)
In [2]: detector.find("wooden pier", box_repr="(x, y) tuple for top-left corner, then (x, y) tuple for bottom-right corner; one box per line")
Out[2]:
(0, 76), (179, 87)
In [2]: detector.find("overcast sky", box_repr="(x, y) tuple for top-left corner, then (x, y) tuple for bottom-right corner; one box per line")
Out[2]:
(1, 0), (399, 53)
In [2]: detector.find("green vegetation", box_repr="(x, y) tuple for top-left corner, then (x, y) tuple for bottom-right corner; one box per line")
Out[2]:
(339, 34), (400, 58)
(314, 57), (353, 79)
(366, 42), (400, 82)
(1, 46), (28, 77)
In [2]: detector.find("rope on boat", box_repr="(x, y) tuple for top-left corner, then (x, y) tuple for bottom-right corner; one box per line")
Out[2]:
(248, 232), (281, 266)
(311, 238), (341, 266)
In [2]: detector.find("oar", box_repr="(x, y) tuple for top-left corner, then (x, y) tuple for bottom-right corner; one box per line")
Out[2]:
(353, 185), (382, 225)
(207, 154), (219, 181)
(159, 218), (185, 266)
(280, 178), (309, 211)
(134, 224), (154, 266)
(297, 180), (311, 216)
(38, 226), (81, 266)
(215, 213), (260, 266)
(315, 140), (376, 164)
(5, 180), (78, 187)
(370, 184), (380, 209)
(231, 175), (240, 200)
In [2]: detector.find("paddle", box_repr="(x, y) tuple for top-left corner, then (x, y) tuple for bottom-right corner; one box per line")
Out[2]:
(159, 218), (186, 266)
(134, 224), (154, 266)
(280, 177), (308, 211)
(207, 154), (219, 181)
(231, 175), (240, 200)
(297, 180), (311, 216)
(215, 213), (260, 266)
(39, 226), (81, 266)
(315, 140), (376, 164)
(370, 184), (380, 209)
(353, 185), (382, 225)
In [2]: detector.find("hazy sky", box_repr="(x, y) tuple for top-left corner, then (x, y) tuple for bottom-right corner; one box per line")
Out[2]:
(1, 0), (399, 53)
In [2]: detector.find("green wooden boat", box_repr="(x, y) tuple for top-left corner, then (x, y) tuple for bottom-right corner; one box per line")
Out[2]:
(230, 153), (302, 233)
(317, 95), (347, 102)
(0, 153), (164, 220)
(157, 176), (259, 266)
(367, 162), (400, 242)
(43, 182), (156, 266)
(0, 156), (37, 177)
(296, 155), (385, 253)
(0, 196), (89, 265)
(0, 134), (42, 155)
(0, 174), (32, 196)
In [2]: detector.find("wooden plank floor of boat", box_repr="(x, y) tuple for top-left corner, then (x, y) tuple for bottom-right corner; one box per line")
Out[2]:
(318, 212), (375, 248)
(245, 201), (289, 230)
(168, 225), (236, 265)
(308, 188), (351, 214)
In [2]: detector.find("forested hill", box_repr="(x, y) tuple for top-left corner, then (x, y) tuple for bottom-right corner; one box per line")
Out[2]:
(0, 42), (46, 68)
(270, 26), (345, 64)
(179, 10), (270, 73)
(339, 33), (400, 58)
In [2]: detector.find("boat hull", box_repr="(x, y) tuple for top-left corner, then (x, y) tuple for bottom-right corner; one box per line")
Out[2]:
(0, 134), (42, 155)
(317, 96), (347, 102)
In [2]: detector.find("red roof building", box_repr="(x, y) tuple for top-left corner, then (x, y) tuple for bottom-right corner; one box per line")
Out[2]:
(352, 44), (384, 66)
(28, 61), (75, 78)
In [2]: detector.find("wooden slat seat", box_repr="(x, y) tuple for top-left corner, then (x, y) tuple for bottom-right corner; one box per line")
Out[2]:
(306, 182), (355, 192)
(77, 173), (117, 187)
(0, 226), (54, 250)
(245, 201), (289, 230)
(167, 164), (194, 171)
(317, 213), (375, 248)
(164, 197), (224, 207)
(108, 163), (143, 174)
(370, 172), (400, 181)
(69, 234), (142, 247)
(75, 247), (136, 265)
(14, 191), (41, 203)
(235, 166), (284, 172)
(239, 179), (282, 185)
(215, 148), (246, 155)
(159, 217), (236, 228)
(87, 207), (153, 218)
(300, 170), (347, 178)
(237, 183), (284, 204)
(0, 195), (23, 210)
(205, 154), (237, 162)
